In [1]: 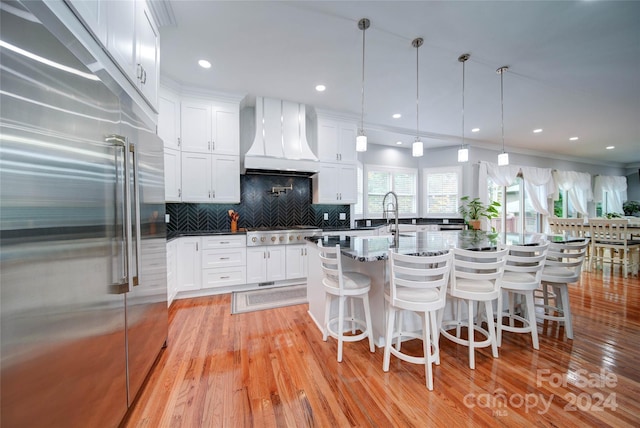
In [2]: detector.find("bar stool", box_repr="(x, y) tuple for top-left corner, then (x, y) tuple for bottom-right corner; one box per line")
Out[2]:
(382, 249), (453, 390)
(440, 247), (508, 369)
(497, 242), (549, 350)
(318, 241), (375, 362)
(537, 240), (588, 339)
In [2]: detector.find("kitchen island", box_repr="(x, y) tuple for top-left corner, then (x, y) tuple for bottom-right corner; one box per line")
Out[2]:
(306, 231), (555, 347)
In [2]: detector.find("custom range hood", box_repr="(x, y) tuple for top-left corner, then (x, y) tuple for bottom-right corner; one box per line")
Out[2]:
(243, 97), (319, 176)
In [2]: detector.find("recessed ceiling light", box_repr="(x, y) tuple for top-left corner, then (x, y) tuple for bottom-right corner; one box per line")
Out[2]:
(392, 113), (402, 119)
(606, 146), (615, 150)
(315, 84), (326, 92)
(471, 128), (480, 133)
(569, 137), (579, 141)
(396, 141), (403, 145)
(533, 128), (543, 133)
(198, 59), (211, 69)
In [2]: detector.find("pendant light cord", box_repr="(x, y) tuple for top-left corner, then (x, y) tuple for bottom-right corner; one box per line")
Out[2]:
(361, 22), (365, 133)
(413, 38), (423, 140)
(500, 69), (505, 153)
(461, 58), (465, 146)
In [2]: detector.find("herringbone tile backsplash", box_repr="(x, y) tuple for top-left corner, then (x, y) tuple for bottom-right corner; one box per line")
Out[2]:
(167, 174), (350, 237)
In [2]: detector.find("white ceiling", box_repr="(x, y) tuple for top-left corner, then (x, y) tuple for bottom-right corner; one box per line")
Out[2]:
(158, 1), (640, 167)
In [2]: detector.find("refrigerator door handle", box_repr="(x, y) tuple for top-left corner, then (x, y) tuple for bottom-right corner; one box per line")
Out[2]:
(130, 143), (141, 287)
(108, 135), (130, 293)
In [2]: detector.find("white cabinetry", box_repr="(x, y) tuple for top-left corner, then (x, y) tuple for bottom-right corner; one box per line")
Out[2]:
(166, 239), (177, 305)
(67, 0), (108, 45)
(176, 237), (201, 292)
(201, 235), (246, 289)
(180, 99), (239, 155)
(135, 0), (159, 106)
(105, 0), (158, 109)
(181, 153), (239, 203)
(246, 246), (286, 284)
(158, 90), (180, 150)
(286, 244), (309, 280)
(312, 162), (357, 204)
(163, 148), (181, 202)
(316, 117), (357, 162)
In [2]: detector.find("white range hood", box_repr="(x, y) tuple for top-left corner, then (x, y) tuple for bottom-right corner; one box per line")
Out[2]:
(243, 97), (319, 175)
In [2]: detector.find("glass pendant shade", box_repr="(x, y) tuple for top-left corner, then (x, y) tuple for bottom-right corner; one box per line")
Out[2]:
(356, 132), (367, 152)
(458, 147), (469, 163)
(498, 152), (509, 166)
(412, 139), (423, 157)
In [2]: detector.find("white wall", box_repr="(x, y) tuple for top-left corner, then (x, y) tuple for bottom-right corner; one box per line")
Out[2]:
(358, 143), (629, 217)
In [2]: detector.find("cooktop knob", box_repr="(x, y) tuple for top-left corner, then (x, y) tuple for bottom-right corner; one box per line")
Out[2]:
(260, 237), (266, 242)
(271, 236), (276, 242)
(279, 236), (284, 242)
(252, 237), (257, 243)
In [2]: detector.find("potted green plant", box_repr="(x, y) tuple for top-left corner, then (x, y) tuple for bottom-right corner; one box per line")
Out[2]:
(458, 196), (501, 231)
(623, 201), (640, 217)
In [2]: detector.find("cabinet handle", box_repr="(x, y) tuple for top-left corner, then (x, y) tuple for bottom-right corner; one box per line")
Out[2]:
(196, 242), (198, 251)
(141, 68), (147, 84)
(263, 252), (266, 259)
(178, 189), (181, 197)
(212, 141), (215, 151)
(267, 251), (270, 259)
(212, 190), (215, 198)
(220, 257), (230, 260)
(136, 63), (143, 80)
(208, 191), (211, 198)
(208, 141), (211, 151)
(219, 241), (230, 244)
(336, 153), (339, 161)
(177, 137), (181, 147)
(220, 276), (230, 279)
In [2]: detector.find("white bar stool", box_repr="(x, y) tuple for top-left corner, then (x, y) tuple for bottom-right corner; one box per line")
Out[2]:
(318, 241), (375, 362)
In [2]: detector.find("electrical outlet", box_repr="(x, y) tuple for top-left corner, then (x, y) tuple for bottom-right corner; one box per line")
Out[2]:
(339, 213), (346, 220)
(165, 214), (170, 223)
(366, 220), (371, 227)
(323, 213), (329, 220)
(412, 218), (416, 224)
(443, 218), (449, 224)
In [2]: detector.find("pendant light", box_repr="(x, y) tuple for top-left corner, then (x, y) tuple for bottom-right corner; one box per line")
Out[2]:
(497, 65), (509, 166)
(356, 18), (370, 152)
(412, 37), (424, 157)
(458, 53), (470, 163)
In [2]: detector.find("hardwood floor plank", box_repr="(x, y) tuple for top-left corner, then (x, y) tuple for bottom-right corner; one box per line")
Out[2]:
(123, 270), (640, 427)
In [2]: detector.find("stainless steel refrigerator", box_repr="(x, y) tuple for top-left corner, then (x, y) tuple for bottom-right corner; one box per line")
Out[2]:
(1, 2), (168, 426)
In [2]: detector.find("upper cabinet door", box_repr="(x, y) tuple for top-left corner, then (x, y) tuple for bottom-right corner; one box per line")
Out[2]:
(211, 155), (240, 203)
(211, 103), (239, 155)
(158, 90), (180, 150)
(107, 0), (136, 82)
(181, 101), (212, 153)
(136, 0), (159, 108)
(67, 0), (108, 46)
(316, 119), (339, 162)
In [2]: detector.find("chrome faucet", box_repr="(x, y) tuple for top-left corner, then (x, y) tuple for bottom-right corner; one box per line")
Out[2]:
(383, 191), (399, 247)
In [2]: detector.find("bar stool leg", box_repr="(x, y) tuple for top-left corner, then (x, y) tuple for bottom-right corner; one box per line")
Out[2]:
(525, 292), (539, 350)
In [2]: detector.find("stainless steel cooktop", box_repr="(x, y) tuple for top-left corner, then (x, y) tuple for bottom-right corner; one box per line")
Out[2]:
(245, 226), (322, 246)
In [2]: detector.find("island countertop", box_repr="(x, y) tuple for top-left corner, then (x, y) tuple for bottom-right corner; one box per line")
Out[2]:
(306, 230), (559, 262)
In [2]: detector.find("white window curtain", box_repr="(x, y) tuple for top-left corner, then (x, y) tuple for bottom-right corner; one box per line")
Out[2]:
(553, 170), (592, 215)
(520, 166), (554, 216)
(484, 162), (520, 187)
(594, 175), (627, 214)
(482, 162), (554, 216)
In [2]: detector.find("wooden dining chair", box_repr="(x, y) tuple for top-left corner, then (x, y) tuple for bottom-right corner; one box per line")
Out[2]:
(589, 219), (640, 278)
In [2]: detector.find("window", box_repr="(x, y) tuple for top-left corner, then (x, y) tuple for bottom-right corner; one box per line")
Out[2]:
(488, 176), (541, 233)
(365, 165), (417, 218)
(422, 166), (462, 217)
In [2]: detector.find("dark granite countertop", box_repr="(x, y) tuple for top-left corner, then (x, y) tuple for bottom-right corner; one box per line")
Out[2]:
(307, 231), (568, 262)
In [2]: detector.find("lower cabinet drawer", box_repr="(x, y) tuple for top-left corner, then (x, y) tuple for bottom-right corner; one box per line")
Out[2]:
(202, 248), (246, 268)
(202, 267), (246, 289)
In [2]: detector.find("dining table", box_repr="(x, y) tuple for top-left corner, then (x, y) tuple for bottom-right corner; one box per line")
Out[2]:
(305, 230), (585, 347)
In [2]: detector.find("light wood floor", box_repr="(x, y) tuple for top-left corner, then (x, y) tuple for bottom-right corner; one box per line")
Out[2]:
(123, 267), (640, 427)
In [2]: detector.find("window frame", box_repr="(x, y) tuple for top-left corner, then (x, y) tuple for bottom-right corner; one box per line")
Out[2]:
(364, 164), (418, 219)
(422, 166), (463, 218)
